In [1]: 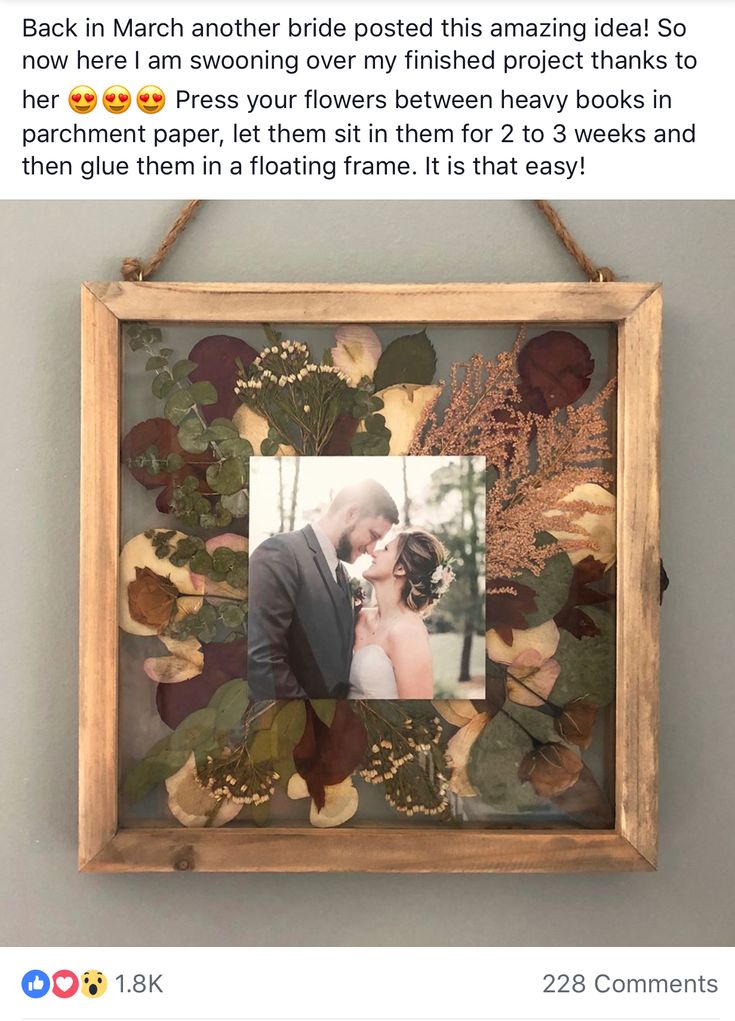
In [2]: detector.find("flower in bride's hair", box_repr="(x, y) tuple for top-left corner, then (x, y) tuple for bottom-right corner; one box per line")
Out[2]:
(430, 561), (455, 599)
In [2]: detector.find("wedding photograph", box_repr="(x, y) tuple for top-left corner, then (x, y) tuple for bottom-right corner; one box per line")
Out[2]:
(248, 455), (486, 700)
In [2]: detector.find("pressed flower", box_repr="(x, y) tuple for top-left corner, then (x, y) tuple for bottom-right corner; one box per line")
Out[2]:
(518, 743), (583, 797)
(543, 482), (616, 567)
(232, 404), (294, 456)
(165, 753), (243, 827)
(368, 383), (442, 455)
(143, 635), (204, 684)
(119, 530), (204, 636)
(287, 772), (359, 828)
(446, 712), (489, 796)
(330, 324), (382, 385)
(486, 618), (560, 665)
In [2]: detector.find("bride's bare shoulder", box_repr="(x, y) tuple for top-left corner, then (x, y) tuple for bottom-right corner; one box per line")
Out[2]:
(388, 613), (429, 643)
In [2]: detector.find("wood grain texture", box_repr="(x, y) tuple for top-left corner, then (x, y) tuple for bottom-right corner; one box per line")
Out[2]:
(78, 281), (661, 873)
(79, 286), (121, 868)
(81, 827), (651, 874)
(84, 281), (658, 325)
(615, 287), (662, 868)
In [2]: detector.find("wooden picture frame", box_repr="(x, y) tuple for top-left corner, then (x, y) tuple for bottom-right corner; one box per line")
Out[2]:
(79, 282), (661, 873)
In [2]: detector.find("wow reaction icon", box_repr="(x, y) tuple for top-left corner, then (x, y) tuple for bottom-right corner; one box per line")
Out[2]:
(137, 86), (166, 113)
(102, 87), (131, 114)
(81, 970), (108, 998)
(68, 86), (97, 114)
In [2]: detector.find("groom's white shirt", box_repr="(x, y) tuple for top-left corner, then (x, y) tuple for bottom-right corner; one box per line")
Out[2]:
(310, 522), (339, 582)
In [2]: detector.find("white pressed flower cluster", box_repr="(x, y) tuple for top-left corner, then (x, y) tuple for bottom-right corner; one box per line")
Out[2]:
(234, 340), (349, 396)
(233, 337), (354, 455)
(198, 750), (280, 806)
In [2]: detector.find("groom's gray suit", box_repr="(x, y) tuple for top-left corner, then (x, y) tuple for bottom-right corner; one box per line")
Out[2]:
(247, 524), (355, 699)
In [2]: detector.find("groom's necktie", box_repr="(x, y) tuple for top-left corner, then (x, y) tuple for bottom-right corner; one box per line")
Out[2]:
(335, 563), (351, 606)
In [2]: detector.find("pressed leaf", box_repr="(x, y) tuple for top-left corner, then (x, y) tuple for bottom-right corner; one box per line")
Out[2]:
(549, 606), (615, 708)
(373, 330), (437, 392)
(467, 711), (543, 812)
(206, 457), (247, 496)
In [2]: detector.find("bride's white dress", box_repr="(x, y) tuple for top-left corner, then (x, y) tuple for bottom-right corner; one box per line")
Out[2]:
(348, 644), (399, 699)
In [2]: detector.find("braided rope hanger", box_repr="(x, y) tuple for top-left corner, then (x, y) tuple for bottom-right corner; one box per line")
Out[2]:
(121, 198), (617, 282)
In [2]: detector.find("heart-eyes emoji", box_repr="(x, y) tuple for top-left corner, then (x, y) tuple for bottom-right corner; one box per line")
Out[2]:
(102, 87), (131, 114)
(137, 85), (166, 114)
(68, 86), (97, 114)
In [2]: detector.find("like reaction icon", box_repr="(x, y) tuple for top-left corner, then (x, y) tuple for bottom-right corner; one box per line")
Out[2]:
(22, 970), (50, 998)
(52, 969), (80, 998)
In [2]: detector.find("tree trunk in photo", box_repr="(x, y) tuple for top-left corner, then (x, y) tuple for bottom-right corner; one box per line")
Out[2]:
(278, 459), (285, 533)
(289, 457), (301, 531)
(402, 456), (412, 525)
(459, 457), (480, 683)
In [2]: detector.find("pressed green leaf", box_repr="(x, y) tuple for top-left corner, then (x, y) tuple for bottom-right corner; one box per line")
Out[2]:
(260, 438), (279, 456)
(549, 607), (615, 708)
(166, 453), (184, 472)
(207, 418), (240, 441)
(170, 707), (217, 751)
(515, 535), (573, 626)
(152, 373), (175, 400)
(310, 699), (337, 726)
(172, 358), (198, 381)
(146, 355), (168, 371)
(221, 489), (249, 518)
(189, 380), (218, 406)
(124, 748), (189, 803)
(174, 418), (206, 455)
(373, 329), (437, 392)
(210, 679), (249, 735)
(271, 700), (307, 760)
(467, 711), (543, 812)
(207, 457), (247, 496)
(189, 550), (213, 576)
(164, 387), (196, 426)
(220, 603), (246, 630)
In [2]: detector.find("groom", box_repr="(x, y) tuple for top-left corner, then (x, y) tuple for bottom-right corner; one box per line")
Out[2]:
(248, 479), (399, 699)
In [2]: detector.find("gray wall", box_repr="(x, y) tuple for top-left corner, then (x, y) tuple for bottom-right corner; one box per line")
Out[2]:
(1, 200), (733, 946)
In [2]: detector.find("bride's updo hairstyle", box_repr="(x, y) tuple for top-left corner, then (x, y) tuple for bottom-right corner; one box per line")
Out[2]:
(393, 529), (447, 614)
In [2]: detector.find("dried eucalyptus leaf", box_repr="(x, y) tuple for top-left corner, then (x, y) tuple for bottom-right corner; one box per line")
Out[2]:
(467, 711), (543, 812)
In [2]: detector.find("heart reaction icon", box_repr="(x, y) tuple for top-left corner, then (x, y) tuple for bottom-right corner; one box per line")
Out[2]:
(52, 970), (80, 998)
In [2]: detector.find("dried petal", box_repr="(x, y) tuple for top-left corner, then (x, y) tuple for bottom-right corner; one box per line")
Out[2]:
(165, 752), (242, 827)
(309, 777), (359, 828)
(555, 698), (598, 749)
(446, 712), (488, 796)
(331, 325), (382, 386)
(368, 383), (442, 455)
(506, 650), (560, 707)
(119, 530), (204, 636)
(518, 743), (583, 797)
(232, 404), (294, 456)
(144, 636), (204, 684)
(188, 334), (258, 422)
(156, 639), (246, 729)
(543, 483), (616, 567)
(517, 331), (594, 411)
(432, 700), (478, 727)
(486, 619), (560, 666)
(486, 579), (538, 644)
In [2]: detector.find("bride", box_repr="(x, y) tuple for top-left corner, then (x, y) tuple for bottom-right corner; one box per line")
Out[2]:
(348, 528), (454, 700)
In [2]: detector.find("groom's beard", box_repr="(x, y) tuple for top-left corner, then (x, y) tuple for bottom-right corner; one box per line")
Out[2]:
(336, 527), (356, 563)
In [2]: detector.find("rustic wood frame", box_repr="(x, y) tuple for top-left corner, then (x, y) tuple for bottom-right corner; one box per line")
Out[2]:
(80, 282), (661, 873)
